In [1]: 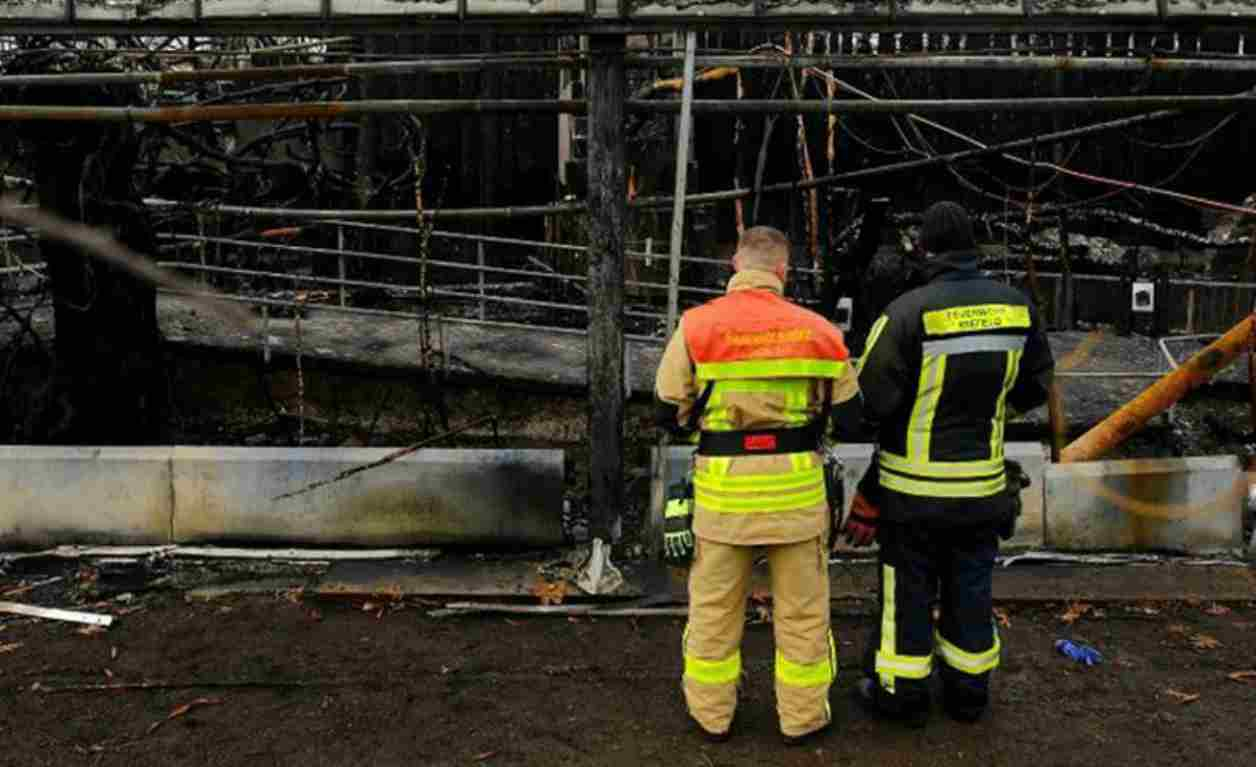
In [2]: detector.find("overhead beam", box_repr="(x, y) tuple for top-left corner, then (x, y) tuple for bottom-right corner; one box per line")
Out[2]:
(3, 93), (1256, 122)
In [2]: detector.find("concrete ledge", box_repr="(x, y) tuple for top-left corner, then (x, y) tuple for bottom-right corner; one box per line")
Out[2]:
(651, 443), (1048, 551)
(1045, 456), (1246, 555)
(0, 446), (173, 548)
(172, 447), (564, 547)
(0, 446), (564, 548)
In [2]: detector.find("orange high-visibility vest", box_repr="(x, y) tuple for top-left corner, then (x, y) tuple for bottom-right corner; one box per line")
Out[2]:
(683, 288), (850, 383)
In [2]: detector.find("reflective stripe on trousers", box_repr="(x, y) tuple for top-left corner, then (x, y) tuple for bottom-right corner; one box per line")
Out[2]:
(875, 563), (933, 695)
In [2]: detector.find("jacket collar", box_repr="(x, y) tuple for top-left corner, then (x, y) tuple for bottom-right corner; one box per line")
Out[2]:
(726, 269), (784, 295)
(922, 249), (981, 283)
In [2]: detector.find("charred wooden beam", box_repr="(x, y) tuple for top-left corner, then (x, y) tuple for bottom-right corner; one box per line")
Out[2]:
(586, 34), (628, 545)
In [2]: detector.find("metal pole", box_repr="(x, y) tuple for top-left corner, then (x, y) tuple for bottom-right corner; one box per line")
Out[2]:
(477, 240), (486, 321)
(336, 224), (346, 307)
(654, 31), (696, 561)
(2, 94), (1256, 123)
(666, 31), (697, 337)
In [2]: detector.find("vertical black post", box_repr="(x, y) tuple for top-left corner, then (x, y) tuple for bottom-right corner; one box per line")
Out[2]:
(586, 34), (628, 543)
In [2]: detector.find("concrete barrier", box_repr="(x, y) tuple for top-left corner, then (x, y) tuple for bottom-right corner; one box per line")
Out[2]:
(1044, 456), (1245, 555)
(172, 447), (563, 547)
(0, 446), (564, 548)
(0, 446), (173, 548)
(651, 443), (1049, 551)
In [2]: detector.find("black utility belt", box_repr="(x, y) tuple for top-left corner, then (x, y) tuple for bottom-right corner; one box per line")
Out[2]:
(698, 428), (820, 457)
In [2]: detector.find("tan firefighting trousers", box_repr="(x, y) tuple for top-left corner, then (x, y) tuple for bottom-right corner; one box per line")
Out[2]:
(682, 535), (834, 738)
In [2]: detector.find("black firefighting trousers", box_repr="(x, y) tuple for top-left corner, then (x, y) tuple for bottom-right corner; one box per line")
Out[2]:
(861, 519), (1002, 716)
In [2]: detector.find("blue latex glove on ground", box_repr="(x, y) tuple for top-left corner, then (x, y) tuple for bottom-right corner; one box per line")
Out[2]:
(1055, 639), (1103, 666)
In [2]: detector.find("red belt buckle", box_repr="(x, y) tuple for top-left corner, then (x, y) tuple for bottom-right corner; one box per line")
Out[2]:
(743, 434), (777, 451)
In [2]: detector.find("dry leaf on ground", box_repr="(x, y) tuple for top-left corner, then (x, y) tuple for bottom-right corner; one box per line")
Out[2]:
(1164, 689), (1200, 705)
(750, 588), (772, 604)
(1190, 634), (1221, 650)
(0, 642), (22, 654)
(147, 697), (225, 735)
(1166, 624), (1189, 635)
(1203, 604), (1231, 616)
(1227, 670), (1256, 684)
(531, 580), (566, 606)
(993, 607), (1012, 629)
(76, 626), (106, 637)
(472, 752), (497, 762)
(1060, 602), (1093, 625)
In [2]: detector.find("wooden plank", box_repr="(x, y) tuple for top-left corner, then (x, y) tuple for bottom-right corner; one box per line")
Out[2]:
(1027, 0), (1159, 16)
(202, 0), (321, 16)
(332, 0), (459, 15)
(760, 0), (890, 16)
(465, 0), (585, 13)
(0, 601), (114, 626)
(0, 0), (64, 19)
(586, 34), (628, 543)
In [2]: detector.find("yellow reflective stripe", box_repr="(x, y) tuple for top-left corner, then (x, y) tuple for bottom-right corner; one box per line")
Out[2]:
(907, 354), (946, 463)
(878, 450), (1002, 479)
(990, 349), (1022, 460)
(922, 303), (1031, 336)
(695, 358), (849, 381)
(776, 646), (835, 688)
(693, 465), (824, 493)
(789, 451), (815, 471)
(664, 498), (690, 519)
(875, 652), (934, 679)
(859, 315), (890, 372)
(880, 472), (1006, 498)
(934, 629), (1001, 675)
(683, 628), (742, 686)
(703, 384), (732, 432)
(696, 379), (816, 429)
(879, 564), (897, 693)
(695, 486), (826, 513)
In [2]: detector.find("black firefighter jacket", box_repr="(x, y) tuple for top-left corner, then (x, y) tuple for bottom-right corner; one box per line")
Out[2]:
(855, 250), (1055, 526)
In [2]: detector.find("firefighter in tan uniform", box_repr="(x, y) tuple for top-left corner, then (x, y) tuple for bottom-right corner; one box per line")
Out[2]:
(654, 227), (861, 745)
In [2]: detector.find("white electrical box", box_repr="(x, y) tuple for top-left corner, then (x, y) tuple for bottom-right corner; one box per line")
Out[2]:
(1131, 281), (1155, 314)
(834, 297), (853, 332)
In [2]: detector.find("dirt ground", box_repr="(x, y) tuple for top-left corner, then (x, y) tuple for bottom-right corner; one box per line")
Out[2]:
(2, 566), (1254, 767)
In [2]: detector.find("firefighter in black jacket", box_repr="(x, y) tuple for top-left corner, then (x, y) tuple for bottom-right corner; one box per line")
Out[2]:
(843, 202), (1054, 727)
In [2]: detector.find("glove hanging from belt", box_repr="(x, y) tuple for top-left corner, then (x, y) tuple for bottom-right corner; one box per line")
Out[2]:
(999, 459), (1031, 541)
(663, 479), (695, 565)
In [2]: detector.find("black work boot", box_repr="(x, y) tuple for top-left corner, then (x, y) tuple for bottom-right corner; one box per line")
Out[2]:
(942, 683), (988, 724)
(689, 715), (731, 743)
(781, 721), (831, 747)
(854, 678), (928, 730)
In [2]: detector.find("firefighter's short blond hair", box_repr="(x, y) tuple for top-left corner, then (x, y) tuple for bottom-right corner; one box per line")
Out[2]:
(734, 226), (790, 271)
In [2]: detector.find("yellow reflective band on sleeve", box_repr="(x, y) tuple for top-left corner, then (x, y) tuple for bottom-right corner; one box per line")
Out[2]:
(878, 451), (1002, 479)
(907, 354), (946, 463)
(934, 629), (1001, 675)
(664, 498), (690, 519)
(693, 465), (824, 494)
(685, 650), (743, 686)
(990, 349), (1022, 461)
(695, 486), (826, 513)
(879, 472), (1006, 498)
(922, 304), (1031, 336)
(695, 358), (850, 381)
(859, 315), (890, 372)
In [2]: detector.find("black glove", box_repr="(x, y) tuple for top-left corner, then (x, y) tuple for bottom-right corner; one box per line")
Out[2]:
(662, 480), (695, 565)
(999, 460), (1031, 541)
